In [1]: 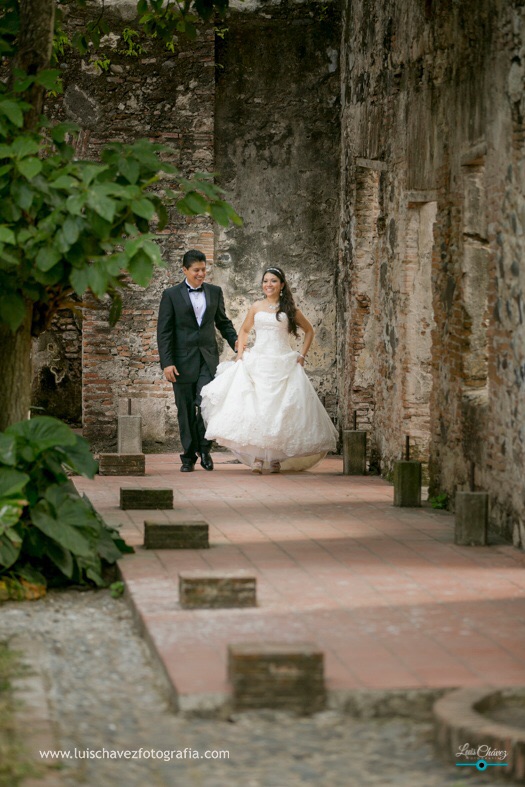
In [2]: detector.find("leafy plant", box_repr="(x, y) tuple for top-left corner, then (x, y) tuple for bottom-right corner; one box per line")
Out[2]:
(109, 580), (125, 598)
(120, 27), (145, 58)
(0, 73), (241, 337)
(0, 416), (133, 589)
(429, 492), (449, 510)
(93, 55), (111, 73)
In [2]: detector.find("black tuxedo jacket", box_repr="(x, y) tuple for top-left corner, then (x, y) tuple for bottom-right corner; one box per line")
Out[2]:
(157, 281), (237, 383)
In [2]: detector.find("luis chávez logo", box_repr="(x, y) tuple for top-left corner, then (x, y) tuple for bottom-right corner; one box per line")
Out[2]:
(455, 743), (508, 771)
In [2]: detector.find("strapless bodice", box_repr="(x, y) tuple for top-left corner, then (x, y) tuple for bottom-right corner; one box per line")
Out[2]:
(252, 311), (293, 355)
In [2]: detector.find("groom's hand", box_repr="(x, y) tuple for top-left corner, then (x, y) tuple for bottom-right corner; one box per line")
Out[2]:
(164, 365), (179, 383)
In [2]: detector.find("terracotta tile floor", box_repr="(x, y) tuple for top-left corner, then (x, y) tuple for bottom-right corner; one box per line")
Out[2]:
(74, 453), (525, 707)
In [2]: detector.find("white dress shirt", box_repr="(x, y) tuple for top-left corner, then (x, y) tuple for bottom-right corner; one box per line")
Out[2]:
(185, 279), (206, 326)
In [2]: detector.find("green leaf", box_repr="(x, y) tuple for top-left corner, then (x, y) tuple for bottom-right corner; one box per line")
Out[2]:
(119, 157), (140, 184)
(35, 69), (62, 91)
(16, 156), (42, 180)
(36, 246), (61, 272)
(0, 293), (26, 332)
(87, 187), (117, 222)
(0, 469), (29, 498)
(108, 294), (123, 327)
(31, 502), (93, 558)
(87, 263), (108, 297)
(142, 239), (162, 264)
(11, 180), (34, 210)
(69, 266), (90, 296)
(6, 416), (77, 455)
(87, 210), (112, 239)
(15, 563), (46, 587)
(81, 163), (108, 186)
(0, 533), (21, 568)
(57, 435), (98, 478)
(50, 122), (79, 143)
(63, 215), (81, 245)
(128, 248), (154, 287)
(175, 199), (194, 216)
(33, 262), (65, 286)
(155, 200), (168, 230)
(50, 175), (78, 190)
(0, 509), (23, 536)
(42, 538), (74, 578)
(184, 191), (209, 214)
(11, 137), (41, 158)
(0, 227), (15, 245)
(131, 197), (155, 220)
(66, 193), (87, 215)
(210, 203), (230, 226)
(0, 434), (16, 465)
(0, 99), (24, 127)
(12, 73), (34, 93)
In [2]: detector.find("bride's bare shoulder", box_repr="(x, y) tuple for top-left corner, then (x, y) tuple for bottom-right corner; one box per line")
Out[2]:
(252, 300), (266, 313)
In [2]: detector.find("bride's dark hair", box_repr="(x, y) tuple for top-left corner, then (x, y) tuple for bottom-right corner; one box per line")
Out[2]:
(262, 267), (298, 337)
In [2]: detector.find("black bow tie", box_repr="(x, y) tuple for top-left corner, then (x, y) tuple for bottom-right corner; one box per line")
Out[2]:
(187, 286), (203, 293)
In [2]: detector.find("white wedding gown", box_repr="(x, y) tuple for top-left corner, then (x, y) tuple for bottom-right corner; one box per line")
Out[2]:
(200, 311), (338, 471)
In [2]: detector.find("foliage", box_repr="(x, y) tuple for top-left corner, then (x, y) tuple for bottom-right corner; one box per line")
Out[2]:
(120, 27), (145, 58)
(0, 416), (134, 589)
(0, 69), (241, 337)
(0, 0), (241, 338)
(52, 0), (232, 59)
(429, 492), (449, 510)
(109, 580), (125, 598)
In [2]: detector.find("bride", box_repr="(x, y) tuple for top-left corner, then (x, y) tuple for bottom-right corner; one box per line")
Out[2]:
(200, 267), (338, 473)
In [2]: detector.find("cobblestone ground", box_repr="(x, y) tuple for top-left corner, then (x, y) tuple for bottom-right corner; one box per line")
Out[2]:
(0, 590), (512, 787)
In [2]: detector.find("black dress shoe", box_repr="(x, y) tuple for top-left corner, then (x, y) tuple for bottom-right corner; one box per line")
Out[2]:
(200, 452), (214, 471)
(180, 460), (195, 472)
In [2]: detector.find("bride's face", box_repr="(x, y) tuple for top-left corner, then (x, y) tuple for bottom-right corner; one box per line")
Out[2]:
(262, 273), (283, 300)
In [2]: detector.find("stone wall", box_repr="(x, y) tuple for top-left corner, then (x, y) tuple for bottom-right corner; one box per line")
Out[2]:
(33, 1), (341, 451)
(339, 0), (525, 544)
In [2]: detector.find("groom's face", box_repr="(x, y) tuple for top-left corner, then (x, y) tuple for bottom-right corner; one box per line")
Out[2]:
(184, 261), (207, 289)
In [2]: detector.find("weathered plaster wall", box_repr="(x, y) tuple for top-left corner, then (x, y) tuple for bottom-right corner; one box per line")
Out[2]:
(339, 0), (525, 544)
(214, 2), (341, 417)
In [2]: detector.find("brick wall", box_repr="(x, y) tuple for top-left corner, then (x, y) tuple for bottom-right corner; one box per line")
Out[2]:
(41, 6), (217, 451)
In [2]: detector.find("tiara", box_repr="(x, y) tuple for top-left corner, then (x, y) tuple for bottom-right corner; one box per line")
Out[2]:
(264, 267), (284, 277)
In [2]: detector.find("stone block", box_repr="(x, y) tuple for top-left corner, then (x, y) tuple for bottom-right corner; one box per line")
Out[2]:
(228, 642), (326, 715)
(454, 491), (488, 546)
(98, 454), (145, 476)
(393, 460), (422, 507)
(144, 521), (209, 549)
(179, 571), (256, 608)
(118, 415), (142, 454)
(120, 487), (173, 510)
(343, 430), (367, 474)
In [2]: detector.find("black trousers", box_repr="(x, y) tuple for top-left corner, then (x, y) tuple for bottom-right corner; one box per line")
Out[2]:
(173, 356), (213, 462)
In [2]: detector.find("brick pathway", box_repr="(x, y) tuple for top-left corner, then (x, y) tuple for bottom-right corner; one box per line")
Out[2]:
(75, 454), (525, 711)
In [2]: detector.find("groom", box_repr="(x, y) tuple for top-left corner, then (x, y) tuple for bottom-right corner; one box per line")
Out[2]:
(157, 250), (238, 472)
